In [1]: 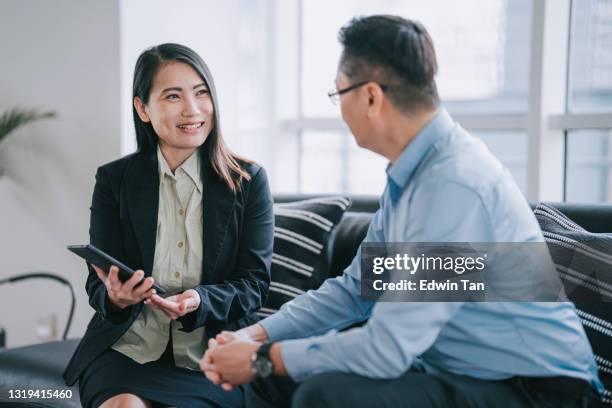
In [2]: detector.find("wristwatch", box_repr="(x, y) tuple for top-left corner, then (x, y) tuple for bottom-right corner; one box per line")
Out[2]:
(251, 342), (275, 378)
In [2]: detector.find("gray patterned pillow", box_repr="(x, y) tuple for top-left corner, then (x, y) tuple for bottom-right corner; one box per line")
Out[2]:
(535, 203), (612, 405)
(257, 197), (350, 318)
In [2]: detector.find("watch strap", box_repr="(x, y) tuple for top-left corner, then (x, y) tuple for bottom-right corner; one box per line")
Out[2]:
(257, 341), (274, 359)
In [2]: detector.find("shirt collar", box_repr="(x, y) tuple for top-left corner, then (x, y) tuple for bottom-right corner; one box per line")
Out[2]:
(157, 146), (203, 193)
(386, 108), (455, 189)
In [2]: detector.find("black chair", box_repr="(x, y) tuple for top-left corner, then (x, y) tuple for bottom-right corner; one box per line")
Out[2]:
(0, 273), (79, 407)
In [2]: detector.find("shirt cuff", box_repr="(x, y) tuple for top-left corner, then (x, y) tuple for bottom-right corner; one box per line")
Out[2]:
(279, 338), (317, 382)
(259, 311), (296, 341)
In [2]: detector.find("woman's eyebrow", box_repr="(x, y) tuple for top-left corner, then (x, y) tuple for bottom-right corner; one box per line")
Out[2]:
(161, 83), (207, 93)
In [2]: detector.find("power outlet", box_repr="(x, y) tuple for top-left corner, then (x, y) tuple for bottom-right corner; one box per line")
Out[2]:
(35, 314), (58, 341)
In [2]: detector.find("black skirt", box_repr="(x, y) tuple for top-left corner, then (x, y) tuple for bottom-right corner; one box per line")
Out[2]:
(78, 342), (243, 408)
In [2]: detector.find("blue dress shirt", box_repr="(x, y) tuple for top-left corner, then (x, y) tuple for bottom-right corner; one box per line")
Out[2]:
(260, 109), (603, 394)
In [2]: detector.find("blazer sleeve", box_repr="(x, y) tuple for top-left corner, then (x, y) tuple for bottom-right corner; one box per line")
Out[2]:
(178, 166), (273, 332)
(86, 166), (132, 324)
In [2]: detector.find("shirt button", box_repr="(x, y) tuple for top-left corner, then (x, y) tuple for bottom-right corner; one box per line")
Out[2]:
(178, 208), (184, 216)
(177, 240), (184, 248)
(175, 271), (181, 278)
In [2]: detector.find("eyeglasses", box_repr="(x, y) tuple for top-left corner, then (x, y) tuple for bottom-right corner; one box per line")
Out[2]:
(327, 81), (388, 105)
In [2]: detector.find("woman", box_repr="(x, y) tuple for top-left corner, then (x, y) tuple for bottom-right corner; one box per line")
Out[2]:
(63, 43), (274, 408)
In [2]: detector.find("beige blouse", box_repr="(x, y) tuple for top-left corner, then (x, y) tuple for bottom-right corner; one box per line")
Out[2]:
(112, 146), (205, 370)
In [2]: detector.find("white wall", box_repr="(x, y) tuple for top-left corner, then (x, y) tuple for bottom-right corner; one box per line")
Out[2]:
(0, 0), (121, 347)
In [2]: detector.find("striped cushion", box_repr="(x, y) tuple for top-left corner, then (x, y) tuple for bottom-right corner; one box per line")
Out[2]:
(257, 196), (350, 318)
(535, 203), (612, 404)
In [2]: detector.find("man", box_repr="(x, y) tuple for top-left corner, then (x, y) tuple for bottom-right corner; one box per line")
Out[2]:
(200, 15), (603, 407)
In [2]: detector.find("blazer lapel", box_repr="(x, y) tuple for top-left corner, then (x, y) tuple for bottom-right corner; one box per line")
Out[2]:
(202, 163), (235, 283)
(125, 152), (159, 277)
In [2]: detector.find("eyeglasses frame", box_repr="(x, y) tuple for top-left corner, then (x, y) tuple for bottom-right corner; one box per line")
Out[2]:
(327, 81), (388, 105)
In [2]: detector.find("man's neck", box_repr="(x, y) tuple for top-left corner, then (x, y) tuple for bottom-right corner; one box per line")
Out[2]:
(385, 108), (439, 164)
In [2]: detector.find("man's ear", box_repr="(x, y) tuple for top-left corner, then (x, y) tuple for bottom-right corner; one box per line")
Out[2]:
(366, 83), (384, 118)
(134, 97), (151, 123)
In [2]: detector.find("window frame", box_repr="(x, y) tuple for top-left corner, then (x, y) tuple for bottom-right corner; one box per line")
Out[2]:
(276, 0), (612, 201)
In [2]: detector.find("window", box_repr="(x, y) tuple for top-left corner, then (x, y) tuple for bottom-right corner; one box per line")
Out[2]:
(238, 0), (274, 131)
(563, 0), (612, 203)
(566, 130), (612, 203)
(239, 0), (612, 201)
(568, 0), (612, 113)
(280, 0), (535, 195)
(300, 130), (387, 194)
(301, 0), (533, 117)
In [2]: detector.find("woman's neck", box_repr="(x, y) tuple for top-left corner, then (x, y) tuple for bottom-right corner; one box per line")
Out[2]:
(159, 145), (197, 173)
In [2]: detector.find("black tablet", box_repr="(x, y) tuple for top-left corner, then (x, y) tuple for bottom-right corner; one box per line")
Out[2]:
(67, 244), (166, 295)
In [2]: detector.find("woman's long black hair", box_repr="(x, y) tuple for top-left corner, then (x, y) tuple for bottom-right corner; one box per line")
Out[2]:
(132, 43), (251, 192)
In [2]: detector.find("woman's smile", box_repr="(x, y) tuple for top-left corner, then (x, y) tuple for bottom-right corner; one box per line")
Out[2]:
(177, 121), (205, 133)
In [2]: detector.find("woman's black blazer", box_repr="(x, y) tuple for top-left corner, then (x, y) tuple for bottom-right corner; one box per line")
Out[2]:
(63, 150), (273, 385)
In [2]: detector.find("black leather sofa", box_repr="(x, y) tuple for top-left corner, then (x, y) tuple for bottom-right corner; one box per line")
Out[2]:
(1, 195), (611, 407)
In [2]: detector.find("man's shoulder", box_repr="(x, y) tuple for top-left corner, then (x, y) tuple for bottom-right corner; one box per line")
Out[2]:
(412, 127), (539, 241)
(419, 128), (506, 196)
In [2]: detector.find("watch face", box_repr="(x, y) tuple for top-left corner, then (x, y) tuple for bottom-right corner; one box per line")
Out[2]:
(253, 357), (274, 378)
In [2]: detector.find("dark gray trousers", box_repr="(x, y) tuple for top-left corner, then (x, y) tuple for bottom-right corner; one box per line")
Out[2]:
(245, 369), (602, 408)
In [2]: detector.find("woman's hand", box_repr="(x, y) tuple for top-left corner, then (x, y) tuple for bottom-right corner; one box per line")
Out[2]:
(145, 289), (201, 320)
(92, 264), (156, 309)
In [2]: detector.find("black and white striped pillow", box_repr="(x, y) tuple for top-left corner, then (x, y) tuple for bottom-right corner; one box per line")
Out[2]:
(535, 203), (612, 404)
(257, 196), (351, 318)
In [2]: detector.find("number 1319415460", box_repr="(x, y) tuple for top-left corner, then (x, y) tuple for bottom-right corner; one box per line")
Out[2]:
(8, 389), (73, 399)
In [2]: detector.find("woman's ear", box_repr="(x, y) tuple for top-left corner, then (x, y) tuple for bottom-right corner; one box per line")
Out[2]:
(133, 97), (150, 123)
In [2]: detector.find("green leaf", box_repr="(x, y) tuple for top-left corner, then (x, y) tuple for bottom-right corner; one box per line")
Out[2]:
(0, 108), (56, 145)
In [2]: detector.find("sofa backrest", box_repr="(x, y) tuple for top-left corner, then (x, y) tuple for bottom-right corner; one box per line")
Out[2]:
(274, 195), (375, 278)
(274, 194), (612, 278)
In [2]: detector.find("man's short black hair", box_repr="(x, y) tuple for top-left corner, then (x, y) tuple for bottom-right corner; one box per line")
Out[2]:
(338, 15), (440, 113)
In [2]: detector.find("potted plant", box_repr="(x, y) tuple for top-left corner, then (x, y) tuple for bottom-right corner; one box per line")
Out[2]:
(0, 108), (56, 177)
